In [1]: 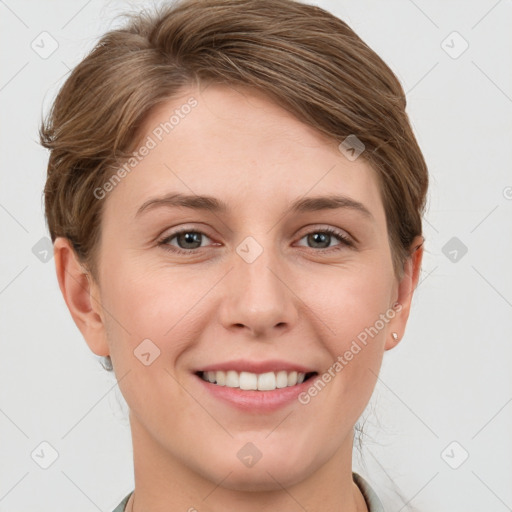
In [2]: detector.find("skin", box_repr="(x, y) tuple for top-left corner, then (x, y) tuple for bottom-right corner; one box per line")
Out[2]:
(54, 83), (423, 512)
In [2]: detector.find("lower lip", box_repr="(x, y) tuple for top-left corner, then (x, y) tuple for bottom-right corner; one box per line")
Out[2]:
(194, 373), (318, 412)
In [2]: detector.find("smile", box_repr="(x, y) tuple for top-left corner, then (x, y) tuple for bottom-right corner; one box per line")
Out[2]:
(197, 370), (318, 391)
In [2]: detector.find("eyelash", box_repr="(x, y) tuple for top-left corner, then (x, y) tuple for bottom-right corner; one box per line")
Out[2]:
(157, 227), (354, 256)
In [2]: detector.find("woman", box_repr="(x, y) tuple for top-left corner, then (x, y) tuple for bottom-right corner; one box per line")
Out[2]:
(40, 0), (428, 510)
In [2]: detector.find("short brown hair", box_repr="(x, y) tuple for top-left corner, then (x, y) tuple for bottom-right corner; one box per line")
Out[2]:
(40, 0), (428, 282)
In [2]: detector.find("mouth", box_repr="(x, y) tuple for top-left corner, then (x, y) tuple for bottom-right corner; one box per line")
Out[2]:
(195, 370), (319, 391)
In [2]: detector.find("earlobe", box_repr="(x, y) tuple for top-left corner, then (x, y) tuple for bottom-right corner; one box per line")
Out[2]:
(385, 236), (424, 350)
(53, 237), (110, 357)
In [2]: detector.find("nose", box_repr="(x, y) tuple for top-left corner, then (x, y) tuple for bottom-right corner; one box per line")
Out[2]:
(217, 241), (299, 338)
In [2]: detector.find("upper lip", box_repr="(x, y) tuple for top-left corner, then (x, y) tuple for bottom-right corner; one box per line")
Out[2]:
(195, 359), (317, 374)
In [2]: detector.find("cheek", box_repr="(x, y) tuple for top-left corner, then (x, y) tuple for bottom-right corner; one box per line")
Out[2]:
(309, 263), (394, 340)
(101, 247), (394, 356)
(100, 260), (197, 338)
(98, 264), (198, 420)
(307, 265), (393, 401)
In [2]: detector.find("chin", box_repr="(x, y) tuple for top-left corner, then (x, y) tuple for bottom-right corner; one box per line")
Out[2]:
(196, 444), (317, 492)
(216, 463), (310, 492)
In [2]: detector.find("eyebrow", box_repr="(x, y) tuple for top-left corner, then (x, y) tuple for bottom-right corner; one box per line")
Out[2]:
(135, 192), (374, 220)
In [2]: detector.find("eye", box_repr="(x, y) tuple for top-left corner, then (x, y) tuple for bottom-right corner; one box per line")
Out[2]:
(296, 227), (354, 251)
(158, 229), (214, 255)
(157, 226), (354, 256)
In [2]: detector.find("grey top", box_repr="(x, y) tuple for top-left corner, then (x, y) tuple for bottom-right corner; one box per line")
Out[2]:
(112, 472), (384, 511)
(353, 473), (385, 512)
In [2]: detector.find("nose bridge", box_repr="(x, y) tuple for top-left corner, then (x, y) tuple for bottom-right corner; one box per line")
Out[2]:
(219, 234), (298, 335)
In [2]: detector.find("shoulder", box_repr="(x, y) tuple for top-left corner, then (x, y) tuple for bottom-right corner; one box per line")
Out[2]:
(353, 473), (386, 512)
(113, 479), (381, 512)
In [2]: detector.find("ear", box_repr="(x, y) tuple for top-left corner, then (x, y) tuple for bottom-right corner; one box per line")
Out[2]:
(385, 235), (424, 350)
(53, 237), (110, 357)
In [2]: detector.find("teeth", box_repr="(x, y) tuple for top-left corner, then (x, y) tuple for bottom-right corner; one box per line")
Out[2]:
(215, 370), (226, 386)
(225, 370), (239, 387)
(276, 371), (288, 388)
(240, 371), (258, 390)
(257, 372), (276, 391)
(287, 371), (298, 386)
(200, 370), (309, 390)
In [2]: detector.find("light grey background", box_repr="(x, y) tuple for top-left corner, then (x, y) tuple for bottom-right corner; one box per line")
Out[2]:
(1, 0), (511, 510)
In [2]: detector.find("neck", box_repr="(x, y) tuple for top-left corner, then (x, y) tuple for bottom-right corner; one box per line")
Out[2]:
(126, 413), (368, 512)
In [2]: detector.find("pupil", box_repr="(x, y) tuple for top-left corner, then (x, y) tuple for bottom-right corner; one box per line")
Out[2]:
(309, 232), (329, 248)
(180, 232), (201, 248)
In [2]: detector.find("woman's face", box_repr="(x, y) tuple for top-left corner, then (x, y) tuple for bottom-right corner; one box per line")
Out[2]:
(70, 84), (419, 490)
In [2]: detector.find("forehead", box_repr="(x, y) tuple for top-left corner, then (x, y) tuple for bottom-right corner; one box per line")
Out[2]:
(103, 84), (385, 224)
